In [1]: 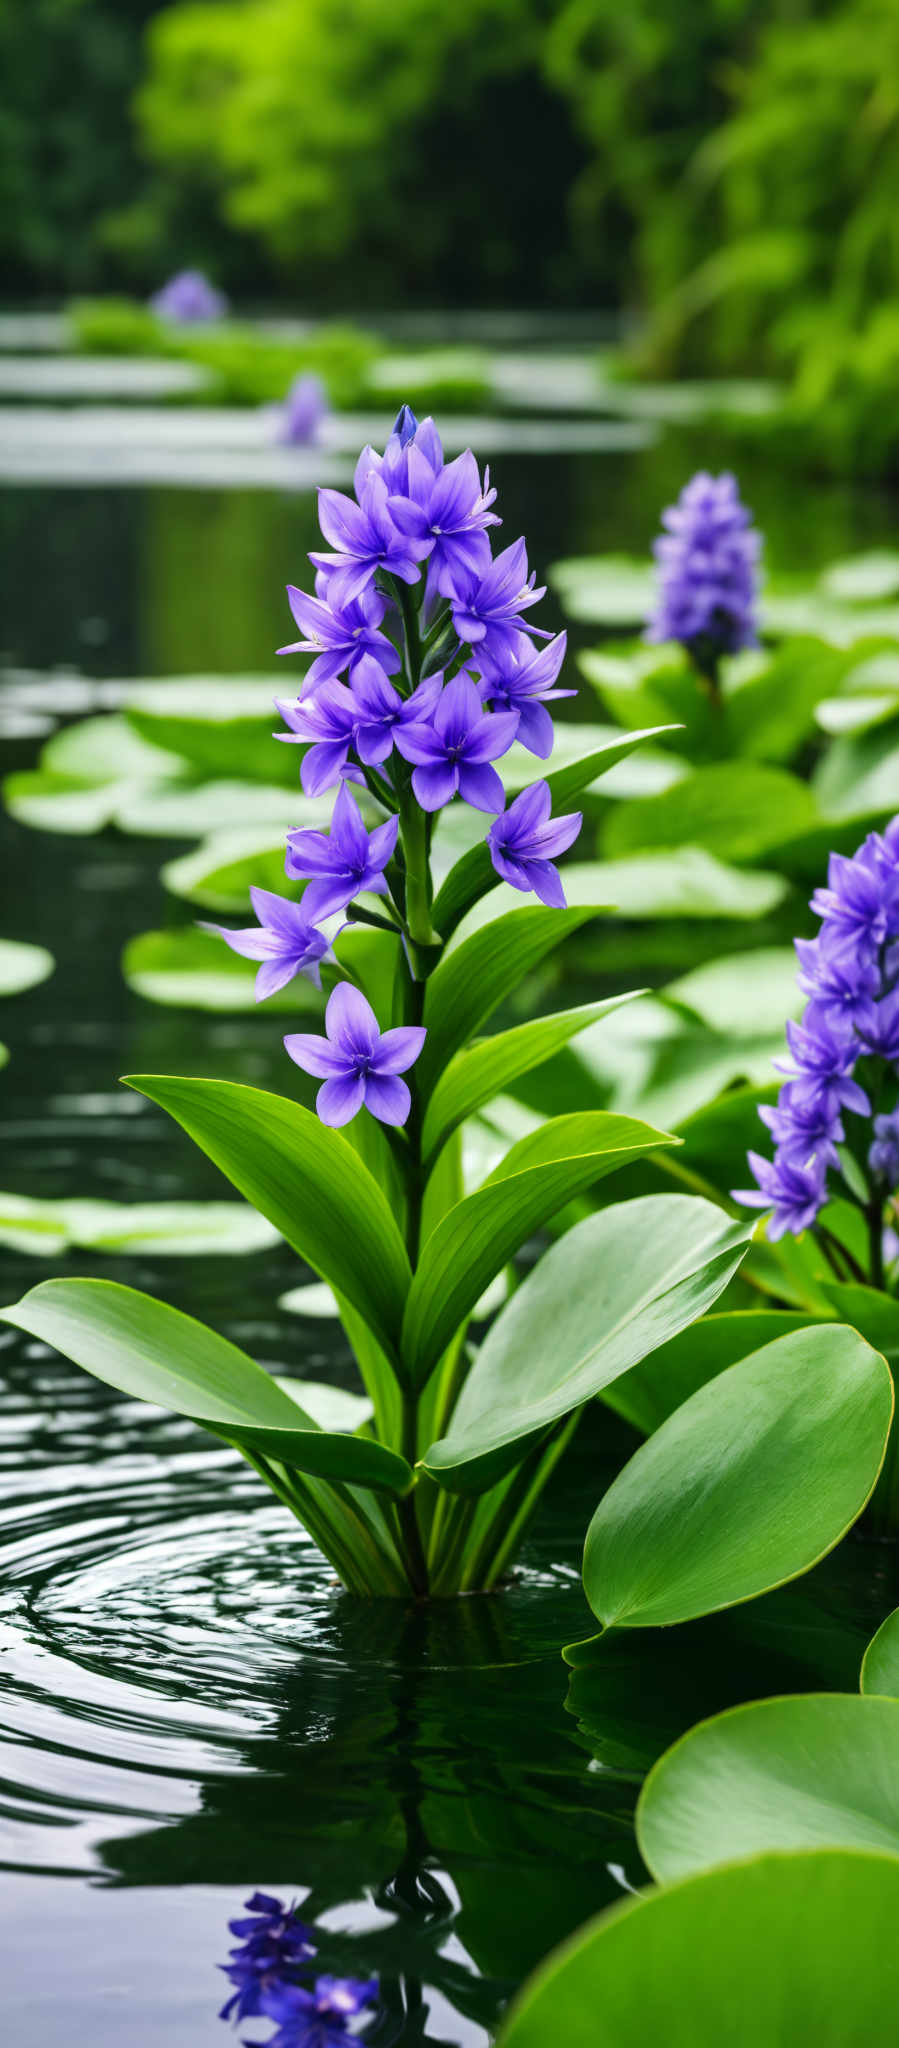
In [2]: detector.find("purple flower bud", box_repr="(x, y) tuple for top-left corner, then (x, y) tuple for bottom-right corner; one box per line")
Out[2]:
(284, 981), (425, 1127)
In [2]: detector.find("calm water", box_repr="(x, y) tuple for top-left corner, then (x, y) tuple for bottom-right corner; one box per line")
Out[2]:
(1, 381), (898, 2043)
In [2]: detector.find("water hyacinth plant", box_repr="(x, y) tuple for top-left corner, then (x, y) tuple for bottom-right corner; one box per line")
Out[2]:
(149, 268), (228, 324)
(1, 409), (763, 1598)
(647, 470), (761, 693)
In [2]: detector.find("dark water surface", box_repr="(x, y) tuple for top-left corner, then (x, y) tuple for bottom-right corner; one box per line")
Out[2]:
(1, 407), (898, 2043)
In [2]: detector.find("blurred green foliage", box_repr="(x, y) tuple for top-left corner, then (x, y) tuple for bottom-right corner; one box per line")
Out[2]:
(68, 298), (383, 404)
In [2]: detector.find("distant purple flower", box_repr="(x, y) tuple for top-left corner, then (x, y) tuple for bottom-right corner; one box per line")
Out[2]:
(870, 1110), (899, 1187)
(450, 538), (548, 660)
(284, 982), (425, 1126)
(387, 447), (498, 597)
(257, 1973), (378, 2048)
(349, 657), (443, 767)
(274, 374), (329, 447)
(734, 1152), (828, 1242)
(647, 471), (760, 658)
(201, 890), (330, 1002)
(150, 269), (226, 323)
(477, 630), (574, 758)
(218, 1891), (315, 2024)
(285, 783), (398, 920)
(776, 1016), (870, 1118)
(275, 687), (360, 797)
(311, 471), (431, 607)
(486, 782), (582, 907)
(277, 579), (400, 695)
(394, 671), (518, 813)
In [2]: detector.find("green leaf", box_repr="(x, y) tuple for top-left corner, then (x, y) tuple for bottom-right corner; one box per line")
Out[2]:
(162, 830), (311, 911)
(637, 1695), (899, 1881)
(0, 1278), (411, 1492)
(122, 927), (324, 1012)
(725, 638), (851, 763)
(861, 1609), (899, 1696)
(0, 1192), (280, 1258)
(125, 677), (296, 786)
(602, 1310), (817, 1436)
(421, 992), (643, 1169)
(423, 1194), (751, 1492)
(0, 937), (54, 997)
(496, 1850), (899, 2048)
(279, 1378), (374, 1433)
(418, 905), (605, 1099)
(581, 1326), (893, 1631)
(455, 850), (788, 945)
(124, 1076), (412, 1362)
(405, 1112), (676, 1393)
(821, 552), (899, 602)
(662, 947), (800, 1037)
(604, 760), (819, 866)
(549, 553), (656, 625)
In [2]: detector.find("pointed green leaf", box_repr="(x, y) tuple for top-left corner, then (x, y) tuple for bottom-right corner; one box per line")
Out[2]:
(422, 992), (644, 1169)
(0, 1278), (412, 1492)
(404, 1112), (676, 1390)
(423, 1195), (751, 1493)
(124, 1076), (411, 1361)
(861, 1609), (899, 1696)
(497, 1850), (899, 2048)
(417, 905), (605, 1099)
(583, 1326), (893, 1631)
(638, 1694), (899, 1882)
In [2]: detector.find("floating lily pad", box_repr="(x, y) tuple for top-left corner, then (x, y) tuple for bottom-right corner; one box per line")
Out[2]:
(0, 938), (55, 998)
(0, 1192), (280, 1257)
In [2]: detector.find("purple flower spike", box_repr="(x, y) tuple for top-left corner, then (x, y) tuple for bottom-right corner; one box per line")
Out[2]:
(477, 630), (575, 758)
(647, 470), (761, 658)
(776, 1016), (871, 1118)
(486, 782), (582, 907)
(388, 446), (499, 598)
(449, 538), (549, 660)
(810, 846), (899, 948)
(274, 372), (329, 447)
(285, 782), (398, 920)
(258, 1973), (378, 2048)
(277, 581), (401, 695)
(870, 1110), (899, 1187)
(311, 471), (431, 607)
(350, 655), (443, 766)
(149, 268), (226, 324)
(284, 982), (425, 1127)
(217, 1890), (315, 2024)
(201, 889), (330, 1002)
(733, 1152), (828, 1242)
(394, 671), (518, 813)
(275, 688), (360, 798)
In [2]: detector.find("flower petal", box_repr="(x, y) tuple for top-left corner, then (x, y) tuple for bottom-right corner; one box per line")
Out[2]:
(363, 1073), (412, 1126)
(411, 761), (459, 811)
(457, 760), (506, 812)
(317, 1074), (367, 1126)
(371, 1024), (427, 1074)
(325, 979), (379, 1053)
(283, 1032), (345, 1078)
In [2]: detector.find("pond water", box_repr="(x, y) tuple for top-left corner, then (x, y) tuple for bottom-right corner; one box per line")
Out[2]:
(2, 357), (899, 2043)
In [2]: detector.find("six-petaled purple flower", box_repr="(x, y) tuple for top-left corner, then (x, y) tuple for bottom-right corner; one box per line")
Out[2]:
(478, 630), (574, 758)
(450, 537), (548, 661)
(395, 671), (518, 812)
(388, 446), (499, 597)
(311, 471), (431, 607)
(285, 982), (425, 1127)
(201, 890), (331, 1002)
(486, 783), (582, 907)
(278, 578), (401, 694)
(285, 783), (398, 920)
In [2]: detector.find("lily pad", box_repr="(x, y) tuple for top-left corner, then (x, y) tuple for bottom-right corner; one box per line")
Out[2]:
(0, 1193), (281, 1257)
(0, 938), (55, 998)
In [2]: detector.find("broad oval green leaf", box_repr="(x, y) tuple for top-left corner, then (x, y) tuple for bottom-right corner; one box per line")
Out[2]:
(418, 904), (605, 1099)
(0, 937), (55, 997)
(861, 1609), (899, 1697)
(638, 1694), (899, 1881)
(582, 1326), (893, 1631)
(424, 1195), (752, 1492)
(405, 1112), (676, 1394)
(0, 1278), (411, 1492)
(604, 760), (819, 866)
(601, 1309), (815, 1436)
(496, 1849), (899, 2048)
(0, 1192), (280, 1258)
(421, 992), (643, 1169)
(125, 1076), (411, 1362)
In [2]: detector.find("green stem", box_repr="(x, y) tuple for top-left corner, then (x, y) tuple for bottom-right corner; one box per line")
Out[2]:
(869, 1196), (886, 1291)
(398, 792), (438, 951)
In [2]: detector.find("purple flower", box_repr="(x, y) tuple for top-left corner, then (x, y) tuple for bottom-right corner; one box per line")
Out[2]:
(394, 671), (518, 813)
(275, 687), (360, 798)
(201, 890), (330, 1002)
(387, 447), (499, 598)
(486, 782), (582, 907)
(449, 538), (548, 660)
(285, 783), (398, 920)
(218, 1891), (315, 2024)
(311, 471), (431, 607)
(355, 412), (444, 499)
(810, 844), (899, 948)
(284, 982), (425, 1127)
(647, 470), (760, 657)
(277, 579), (401, 695)
(149, 269), (226, 323)
(349, 657), (443, 767)
(477, 630), (575, 758)
(274, 374), (329, 447)
(757, 1082), (844, 1170)
(870, 1110), (899, 1187)
(855, 989), (899, 1063)
(256, 1974), (378, 2048)
(776, 1016), (871, 1118)
(734, 1151), (828, 1241)
(795, 933), (880, 1030)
